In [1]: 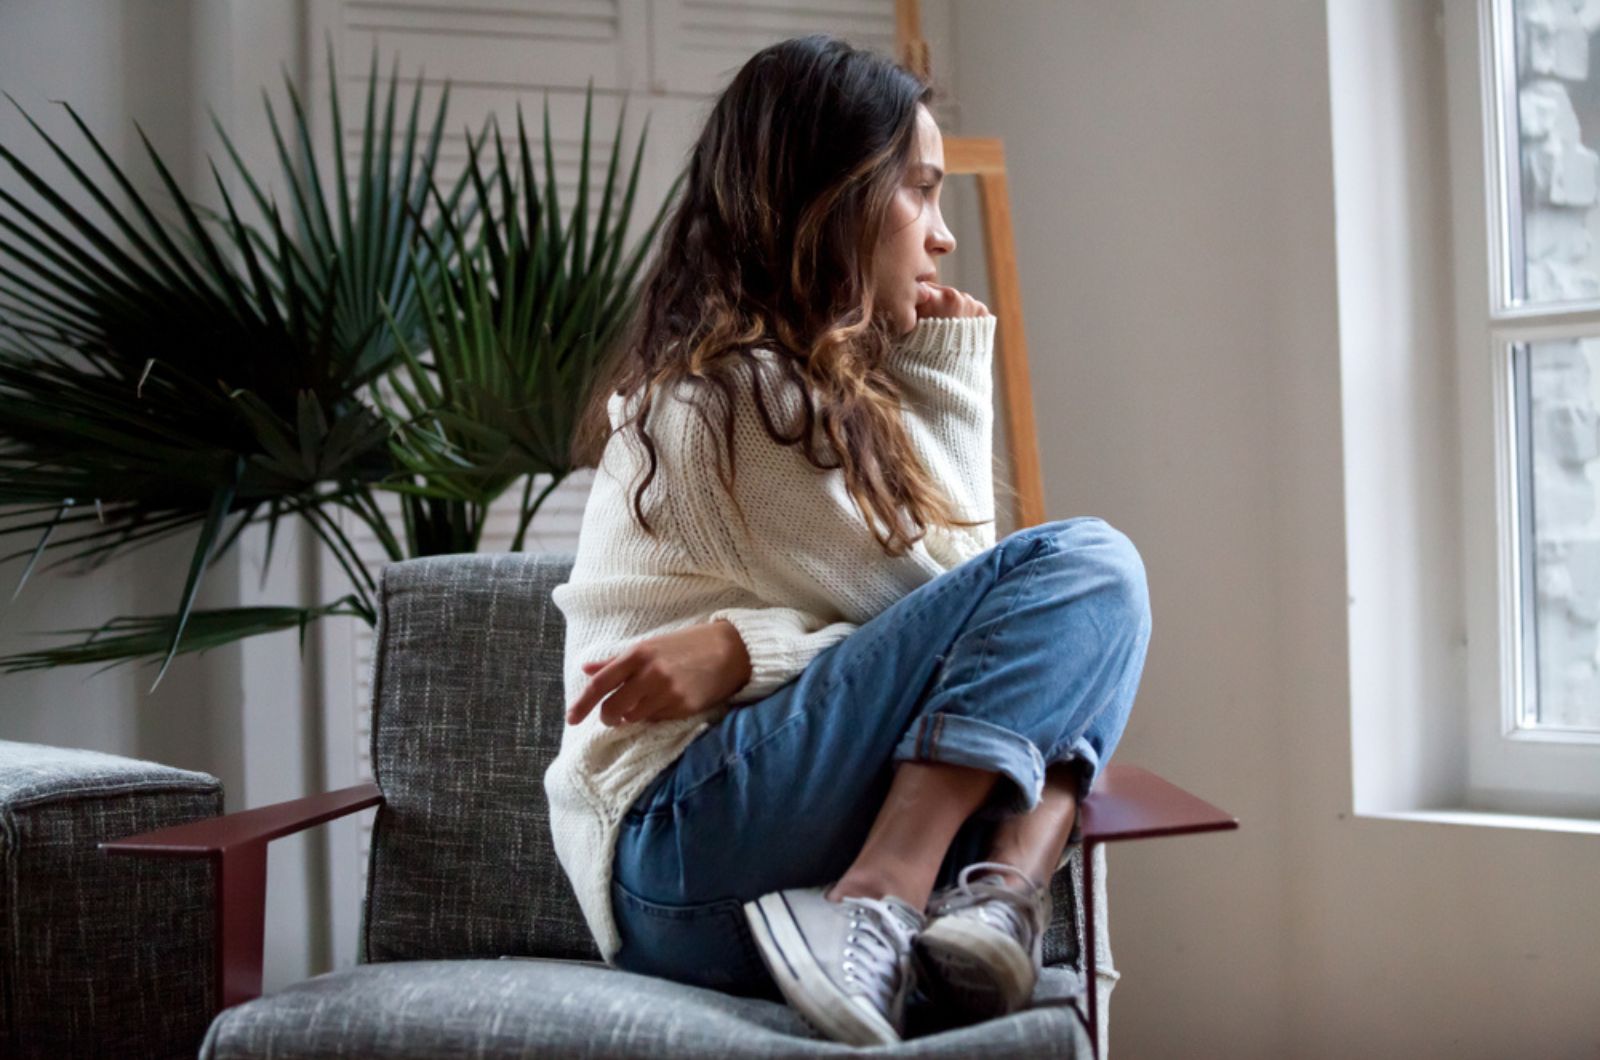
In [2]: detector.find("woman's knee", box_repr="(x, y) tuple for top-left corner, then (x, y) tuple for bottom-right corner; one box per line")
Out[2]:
(1038, 517), (1151, 629)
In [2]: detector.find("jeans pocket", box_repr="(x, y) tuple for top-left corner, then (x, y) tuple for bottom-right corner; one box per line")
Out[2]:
(610, 876), (773, 997)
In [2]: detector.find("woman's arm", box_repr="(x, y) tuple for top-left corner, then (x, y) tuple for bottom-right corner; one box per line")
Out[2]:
(881, 312), (999, 566)
(644, 371), (940, 698)
(701, 605), (859, 703)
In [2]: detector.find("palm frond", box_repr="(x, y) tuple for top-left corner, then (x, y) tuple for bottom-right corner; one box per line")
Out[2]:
(0, 595), (371, 675)
(0, 47), (464, 680)
(371, 81), (684, 554)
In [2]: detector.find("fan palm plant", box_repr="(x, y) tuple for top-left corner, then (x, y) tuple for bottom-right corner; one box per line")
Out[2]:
(0, 51), (677, 688)
(378, 91), (677, 556)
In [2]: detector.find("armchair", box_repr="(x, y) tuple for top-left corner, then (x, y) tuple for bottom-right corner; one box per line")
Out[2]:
(104, 552), (1235, 1058)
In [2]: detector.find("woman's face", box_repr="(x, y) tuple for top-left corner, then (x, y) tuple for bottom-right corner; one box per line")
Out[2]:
(871, 102), (956, 336)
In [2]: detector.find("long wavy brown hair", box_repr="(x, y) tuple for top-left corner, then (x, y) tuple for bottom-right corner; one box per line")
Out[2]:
(571, 33), (991, 557)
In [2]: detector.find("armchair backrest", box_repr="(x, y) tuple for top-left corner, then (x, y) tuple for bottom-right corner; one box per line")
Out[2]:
(361, 551), (600, 963)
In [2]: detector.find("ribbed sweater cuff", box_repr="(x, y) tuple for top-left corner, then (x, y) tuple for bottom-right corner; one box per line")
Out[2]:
(881, 313), (996, 382)
(707, 607), (817, 704)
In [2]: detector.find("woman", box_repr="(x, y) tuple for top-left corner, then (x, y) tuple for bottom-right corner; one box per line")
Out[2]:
(545, 33), (1151, 1048)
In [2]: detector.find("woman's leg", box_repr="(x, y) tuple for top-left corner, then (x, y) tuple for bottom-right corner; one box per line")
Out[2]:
(610, 516), (1151, 991)
(982, 760), (1082, 885)
(824, 512), (1148, 906)
(825, 760), (998, 908)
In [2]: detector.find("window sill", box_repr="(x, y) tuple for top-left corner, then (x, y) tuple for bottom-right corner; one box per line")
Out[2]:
(1358, 808), (1600, 837)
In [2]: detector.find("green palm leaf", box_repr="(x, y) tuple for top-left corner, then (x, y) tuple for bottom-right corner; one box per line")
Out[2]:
(1, 49), (682, 683)
(373, 81), (685, 554)
(0, 47), (460, 682)
(0, 595), (369, 676)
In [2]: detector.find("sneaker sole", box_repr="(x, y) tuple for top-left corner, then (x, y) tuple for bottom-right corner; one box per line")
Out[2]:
(743, 892), (901, 1046)
(916, 917), (1036, 1018)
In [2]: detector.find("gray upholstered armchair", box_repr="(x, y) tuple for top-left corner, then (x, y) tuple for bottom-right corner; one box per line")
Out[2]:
(89, 551), (1233, 1058)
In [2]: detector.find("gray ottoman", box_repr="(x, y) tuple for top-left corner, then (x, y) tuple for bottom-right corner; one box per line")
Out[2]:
(0, 740), (221, 1059)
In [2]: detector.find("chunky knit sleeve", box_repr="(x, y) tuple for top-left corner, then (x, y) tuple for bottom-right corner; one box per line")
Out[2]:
(634, 314), (998, 704)
(880, 313), (999, 568)
(645, 379), (892, 705)
(703, 605), (858, 704)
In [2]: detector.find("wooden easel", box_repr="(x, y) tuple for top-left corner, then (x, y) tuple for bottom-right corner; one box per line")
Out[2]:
(895, 0), (1046, 531)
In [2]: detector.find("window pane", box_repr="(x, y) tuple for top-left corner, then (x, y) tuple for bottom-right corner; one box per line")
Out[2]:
(1518, 338), (1600, 730)
(1503, 0), (1600, 305)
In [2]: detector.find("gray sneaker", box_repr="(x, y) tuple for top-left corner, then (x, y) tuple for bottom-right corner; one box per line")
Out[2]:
(744, 886), (925, 1045)
(916, 861), (1051, 1019)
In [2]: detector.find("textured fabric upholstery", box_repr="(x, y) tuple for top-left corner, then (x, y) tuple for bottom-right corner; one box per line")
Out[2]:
(199, 959), (1093, 1059)
(0, 740), (220, 1059)
(364, 552), (598, 963)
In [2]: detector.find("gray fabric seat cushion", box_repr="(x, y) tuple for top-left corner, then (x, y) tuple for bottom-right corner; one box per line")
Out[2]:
(200, 958), (1092, 1059)
(0, 740), (221, 1059)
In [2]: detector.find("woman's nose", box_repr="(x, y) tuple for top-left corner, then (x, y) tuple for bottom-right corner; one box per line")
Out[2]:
(929, 221), (955, 257)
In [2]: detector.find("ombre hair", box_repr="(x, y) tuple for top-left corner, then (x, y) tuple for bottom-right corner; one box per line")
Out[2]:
(571, 33), (988, 557)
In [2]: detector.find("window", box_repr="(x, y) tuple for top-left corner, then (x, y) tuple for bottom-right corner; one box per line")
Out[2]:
(1332, 0), (1600, 828)
(1446, 0), (1600, 816)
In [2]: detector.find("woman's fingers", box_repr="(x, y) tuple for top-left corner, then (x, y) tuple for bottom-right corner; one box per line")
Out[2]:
(568, 622), (741, 727)
(615, 674), (690, 726)
(918, 281), (990, 319)
(599, 677), (651, 727)
(601, 656), (675, 730)
(566, 654), (640, 725)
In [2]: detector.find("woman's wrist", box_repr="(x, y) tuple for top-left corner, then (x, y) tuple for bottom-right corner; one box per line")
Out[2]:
(712, 617), (753, 696)
(882, 313), (996, 378)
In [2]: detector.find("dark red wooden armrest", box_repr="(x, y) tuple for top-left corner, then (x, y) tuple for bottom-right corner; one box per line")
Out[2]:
(1079, 764), (1238, 843)
(101, 782), (384, 1012)
(1075, 764), (1238, 1058)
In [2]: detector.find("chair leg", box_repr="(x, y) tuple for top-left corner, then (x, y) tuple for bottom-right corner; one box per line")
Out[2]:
(1084, 839), (1100, 1060)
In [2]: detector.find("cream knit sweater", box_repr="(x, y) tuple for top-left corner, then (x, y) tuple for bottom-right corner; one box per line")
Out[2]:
(544, 312), (998, 961)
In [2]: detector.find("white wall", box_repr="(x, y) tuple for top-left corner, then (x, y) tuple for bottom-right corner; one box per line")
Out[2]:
(0, 0), (211, 766)
(0, 0), (329, 989)
(952, 2), (1600, 1057)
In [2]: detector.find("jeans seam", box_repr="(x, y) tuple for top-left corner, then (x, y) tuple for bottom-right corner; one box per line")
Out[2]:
(629, 708), (809, 819)
(610, 880), (770, 988)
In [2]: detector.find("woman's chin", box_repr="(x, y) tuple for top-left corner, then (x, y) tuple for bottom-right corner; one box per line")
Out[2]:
(872, 302), (919, 337)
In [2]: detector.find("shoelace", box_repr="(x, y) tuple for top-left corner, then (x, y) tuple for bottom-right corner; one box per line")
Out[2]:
(926, 861), (1047, 947)
(837, 895), (921, 1015)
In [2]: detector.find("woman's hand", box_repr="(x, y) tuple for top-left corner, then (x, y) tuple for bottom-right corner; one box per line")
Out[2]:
(916, 280), (991, 320)
(565, 618), (753, 727)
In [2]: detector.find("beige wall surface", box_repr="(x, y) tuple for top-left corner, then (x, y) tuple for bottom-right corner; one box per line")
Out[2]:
(952, 2), (1600, 1057)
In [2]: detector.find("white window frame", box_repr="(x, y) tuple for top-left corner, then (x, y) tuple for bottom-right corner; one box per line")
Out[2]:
(1333, 0), (1600, 834)
(1446, 0), (1600, 818)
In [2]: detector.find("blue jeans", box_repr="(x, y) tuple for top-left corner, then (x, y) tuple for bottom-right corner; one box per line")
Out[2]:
(609, 516), (1152, 996)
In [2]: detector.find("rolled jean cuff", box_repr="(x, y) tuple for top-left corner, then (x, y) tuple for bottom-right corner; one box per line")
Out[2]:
(1053, 735), (1103, 803)
(892, 713), (1046, 818)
